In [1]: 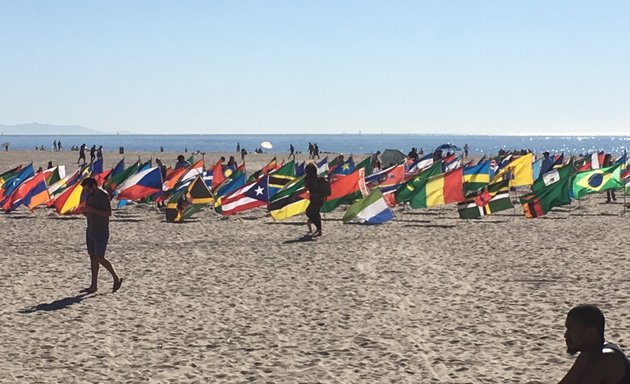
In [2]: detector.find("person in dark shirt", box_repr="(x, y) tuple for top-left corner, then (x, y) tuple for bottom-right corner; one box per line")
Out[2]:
(289, 144), (295, 160)
(80, 178), (122, 293)
(97, 145), (103, 160)
(304, 163), (324, 237)
(540, 151), (554, 177)
(408, 147), (419, 161)
(313, 143), (320, 159)
(175, 155), (190, 170)
(603, 154), (617, 203)
(559, 304), (630, 384)
(78, 144), (86, 164)
(90, 145), (96, 162)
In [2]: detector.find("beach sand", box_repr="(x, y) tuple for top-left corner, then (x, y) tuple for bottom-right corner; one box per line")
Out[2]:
(1, 150), (629, 383)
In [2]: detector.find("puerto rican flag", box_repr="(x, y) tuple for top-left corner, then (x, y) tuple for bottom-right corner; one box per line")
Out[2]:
(218, 175), (268, 216)
(116, 166), (163, 201)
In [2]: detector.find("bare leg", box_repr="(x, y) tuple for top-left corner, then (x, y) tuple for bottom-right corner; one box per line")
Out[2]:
(87, 257), (100, 292)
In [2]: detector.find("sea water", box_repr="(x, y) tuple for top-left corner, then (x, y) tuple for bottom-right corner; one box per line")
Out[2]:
(2, 134), (629, 155)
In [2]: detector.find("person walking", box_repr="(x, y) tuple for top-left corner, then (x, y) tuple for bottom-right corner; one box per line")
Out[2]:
(304, 163), (325, 237)
(78, 144), (86, 164)
(80, 178), (122, 293)
(90, 145), (96, 162)
(289, 144), (295, 160)
(313, 143), (320, 159)
(97, 145), (103, 160)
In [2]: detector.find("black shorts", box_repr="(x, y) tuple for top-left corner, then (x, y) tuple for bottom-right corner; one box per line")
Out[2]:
(86, 230), (109, 258)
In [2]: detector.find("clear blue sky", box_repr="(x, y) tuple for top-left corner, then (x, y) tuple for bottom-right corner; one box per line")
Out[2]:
(1, 1), (628, 135)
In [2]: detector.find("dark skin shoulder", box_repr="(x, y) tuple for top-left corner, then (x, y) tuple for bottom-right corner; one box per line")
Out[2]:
(559, 350), (626, 384)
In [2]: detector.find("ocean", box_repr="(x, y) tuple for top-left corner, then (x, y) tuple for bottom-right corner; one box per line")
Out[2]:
(1, 134), (629, 155)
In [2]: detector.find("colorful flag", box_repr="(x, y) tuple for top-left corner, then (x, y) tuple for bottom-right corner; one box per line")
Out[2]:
(321, 168), (367, 213)
(520, 163), (573, 218)
(104, 161), (139, 194)
(165, 175), (213, 222)
(411, 167), (464, 209)
(463, 161), (490, 193)
(457, 180), (513, 219)
(2, 171), (50, 212)
(354, 156), (373, 177)
(0, 164), (23, 189)
(247, 157), (277, 182)
(491, 153), (534, 187)
(213, 169), (246, 198)
(571, 164), (622, 199)
(331, 156), (355, 175)
(395, 161), (442, 204)
(267, 160), (296, 199)
(532, 161), (574, 194)
(210, 160), (225, 189)
(216, 175), (269, 216)
(116, 166), (163, 201)
(342, 188), (394, 224)
(54, 183), (85, 215)
(0, 164), (34, 203)
(268, 177), (309, 221)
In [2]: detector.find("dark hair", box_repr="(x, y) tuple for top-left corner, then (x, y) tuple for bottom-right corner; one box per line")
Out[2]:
(305, 163), (317, 176)
(81, 177), (97, 188)
(177, 155), (185, 161)
(568, 304), (605, 339)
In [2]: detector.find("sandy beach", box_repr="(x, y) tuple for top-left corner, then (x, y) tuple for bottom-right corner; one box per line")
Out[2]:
(1, 150), (629, 383)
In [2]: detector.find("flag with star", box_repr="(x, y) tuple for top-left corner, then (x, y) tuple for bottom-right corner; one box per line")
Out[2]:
(571, 164), (622, 200)
(331, 156), (355, 175)
(215, 174), (269, 215)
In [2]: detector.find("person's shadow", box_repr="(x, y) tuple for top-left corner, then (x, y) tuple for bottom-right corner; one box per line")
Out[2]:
(282, 234), (317, 244)
(18, 293), (94, 314)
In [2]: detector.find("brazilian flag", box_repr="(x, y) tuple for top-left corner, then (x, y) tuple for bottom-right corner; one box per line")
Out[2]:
(571, 164), (622, 200)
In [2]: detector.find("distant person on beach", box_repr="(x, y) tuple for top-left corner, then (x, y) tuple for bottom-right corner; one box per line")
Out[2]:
(79, 178), (122, 294)
(175, 155), (190, 170)
(53, 140), (57, 152)
(289, 144), (295, 160)
(58, 140), (62, 151)
(603, 154), (617, 203)
(308, 142), (314, 159)
(463, 144), (469, 159)
(227, 155), (237, 172)
(558, 304), (630, 384)
(313, 143), (320, 159)
(47, 161), (54, 169)
(408, 147), (419, 161)
(90, 145), (96, 162)
(236, 142), (240, 152)
(97, 146), (103, 160)
(160, 146), (164, 152)
(304, 163), (324, 237)
(78, 144), (86, 164)
(241, 147), (247, 162)
(540, 151), (554, 177)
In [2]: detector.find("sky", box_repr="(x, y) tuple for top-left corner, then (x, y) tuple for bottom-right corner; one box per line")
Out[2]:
(1, 1), (629, 135)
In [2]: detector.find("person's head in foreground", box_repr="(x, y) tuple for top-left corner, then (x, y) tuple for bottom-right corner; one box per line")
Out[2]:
(565, 304), (605, 355)
(305, 163), (317, 177)
(560, 304), (630, 384)
(81, 177), (98, 195)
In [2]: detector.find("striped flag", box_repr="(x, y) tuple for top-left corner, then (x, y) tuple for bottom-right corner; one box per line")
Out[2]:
(342, 188), (394, 224)
(457, 180), (513, 219)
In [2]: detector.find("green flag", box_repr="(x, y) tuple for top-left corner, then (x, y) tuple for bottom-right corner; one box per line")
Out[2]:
(355, 156), (373, 177)
(571, 164), (622, 200)
(520, 164), (573, 218)
(395, 161), (442, 204)
(104, 161), (139, 194)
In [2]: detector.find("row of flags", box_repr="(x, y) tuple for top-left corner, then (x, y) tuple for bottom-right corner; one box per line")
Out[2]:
(1, 150), (628, 225)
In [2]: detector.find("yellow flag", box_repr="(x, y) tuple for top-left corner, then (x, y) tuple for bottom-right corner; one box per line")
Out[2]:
(491, 153), (534, 187)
